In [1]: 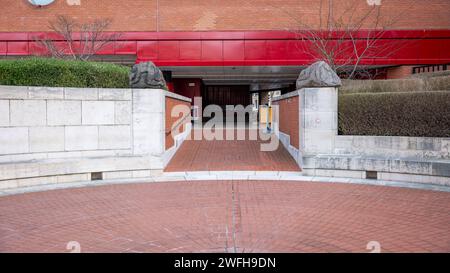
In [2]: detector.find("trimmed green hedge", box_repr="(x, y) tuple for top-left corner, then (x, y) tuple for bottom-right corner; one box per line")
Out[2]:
(340, 76), (450, 94)
(0, 58), (130, 88)
(338, 91), (450, 137)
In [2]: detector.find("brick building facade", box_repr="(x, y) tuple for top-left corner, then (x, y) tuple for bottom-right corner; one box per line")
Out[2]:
(0, 0), (449, 106)
(1, 0), (450, 31)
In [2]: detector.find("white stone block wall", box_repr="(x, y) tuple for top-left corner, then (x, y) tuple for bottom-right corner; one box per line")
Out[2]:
(0, 86), (191, 190)
(0, 86), (134, 163)
(132, 89), (165, 156)
(273, 87), (339, 163)
(0, 100), (9, 126)
(99, 125), (132, 150)
(10, 100), (47, 126)
(280, 87), (449, 162)
(299, 87), (338, 156)
(29, 127), (65, 152)
(334, 135), (450, 160)
(82, 101), (116, 125)
(274, 88), (450, 185)
(0, 127), (29, 154)
(65, 126), (100, 151)
(47, 100), (81, 125)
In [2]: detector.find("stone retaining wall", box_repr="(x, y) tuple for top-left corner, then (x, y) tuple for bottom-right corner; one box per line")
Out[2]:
(0, 86), (133, 163)
(0, 86), (191, 190)
(334, 135), (449, 160)
(273, 88), (450, 186)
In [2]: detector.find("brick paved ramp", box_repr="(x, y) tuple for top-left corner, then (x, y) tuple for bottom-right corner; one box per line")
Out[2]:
(165, 129), (300, 172)
(1, 181), (449, 253)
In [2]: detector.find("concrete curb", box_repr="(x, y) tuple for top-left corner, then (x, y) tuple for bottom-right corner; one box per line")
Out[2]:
(1, 171), (450, 197)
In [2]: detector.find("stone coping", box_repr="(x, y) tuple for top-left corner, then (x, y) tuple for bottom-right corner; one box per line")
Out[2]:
(1, 171), (449, 197)
(273, 87), (337, 102)
(164, 90), (192, 102)
(0, 85), (192, 103)
(0, 155), (163, 181)
(336, 134), (450, 142)
(305, 154), (450, 176)
(272, 90), (300, 101)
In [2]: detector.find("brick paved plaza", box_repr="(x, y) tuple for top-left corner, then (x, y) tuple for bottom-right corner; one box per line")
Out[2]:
(1, 180), (449, 253)
(0, 0), (449, 260)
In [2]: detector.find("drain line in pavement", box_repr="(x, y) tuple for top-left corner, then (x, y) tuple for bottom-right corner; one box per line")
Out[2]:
(230, 181), (242, 253)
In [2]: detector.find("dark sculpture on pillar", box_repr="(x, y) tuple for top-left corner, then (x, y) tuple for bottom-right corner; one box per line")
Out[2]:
(296, 61), (342, 89)
(129, 61), (167, 89)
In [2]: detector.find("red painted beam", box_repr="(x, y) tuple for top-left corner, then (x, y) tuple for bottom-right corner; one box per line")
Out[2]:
(0, 30), (449, 66)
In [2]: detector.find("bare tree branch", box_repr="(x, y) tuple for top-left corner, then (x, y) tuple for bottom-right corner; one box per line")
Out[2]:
(266, 0), (418, 79)
(35, 15), (121, 61)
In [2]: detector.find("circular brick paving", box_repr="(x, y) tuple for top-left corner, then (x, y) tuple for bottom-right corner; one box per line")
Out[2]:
(0, 180), (449, 253)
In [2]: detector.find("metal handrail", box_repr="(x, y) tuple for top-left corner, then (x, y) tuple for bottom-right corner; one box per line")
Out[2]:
(165, 114), (191, 135)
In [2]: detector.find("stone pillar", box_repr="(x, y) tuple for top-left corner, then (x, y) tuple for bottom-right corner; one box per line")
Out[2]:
(295, 61), (341, 158)
(132, 89), (165, 157)
(299, 87), (338, 156)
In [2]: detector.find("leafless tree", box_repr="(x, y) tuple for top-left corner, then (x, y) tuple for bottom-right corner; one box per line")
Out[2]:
(36, 15), (121, 61)
(270, 0), (416, 79)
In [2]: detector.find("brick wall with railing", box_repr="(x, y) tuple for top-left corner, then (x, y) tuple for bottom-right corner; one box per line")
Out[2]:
(165, 96), (191, 150)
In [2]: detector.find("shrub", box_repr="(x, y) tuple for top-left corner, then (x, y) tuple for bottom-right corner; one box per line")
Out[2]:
(338, 91), (450, 137)
(0, 57), (130, 88)
(424, 76), (450, 91)
(341, 75), (450, 94)
(340, 78), (426, 94)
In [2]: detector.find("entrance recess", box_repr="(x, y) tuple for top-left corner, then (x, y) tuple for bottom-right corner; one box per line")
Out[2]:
(202, 85), (249, 108)
(201, 85), (252, 124)
(165, 67), (301, 172)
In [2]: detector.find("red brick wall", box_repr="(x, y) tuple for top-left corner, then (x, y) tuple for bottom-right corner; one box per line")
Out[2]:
(386, 66), (414, 79)
(1, 0), (449, 32)
(274, 96), (299, 149)
(165, 96), (191, 150)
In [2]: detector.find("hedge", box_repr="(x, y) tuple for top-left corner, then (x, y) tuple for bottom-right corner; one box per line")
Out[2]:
(340, 76), (450, 94)
(338, 91), (450, 137)
(0, 58), (130, 88)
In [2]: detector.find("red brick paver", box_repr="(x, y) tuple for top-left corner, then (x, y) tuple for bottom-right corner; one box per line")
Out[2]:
(1, 181), (449, 253)
(165, 129), (300, 172)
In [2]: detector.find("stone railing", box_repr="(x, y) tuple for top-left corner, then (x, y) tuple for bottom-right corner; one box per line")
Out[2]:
(0, 85), (191, 190)
(163, 92), (192, 165)
(272, 91), (301, 165)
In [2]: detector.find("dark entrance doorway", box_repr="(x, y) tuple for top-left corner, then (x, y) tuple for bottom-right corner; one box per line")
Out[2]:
(201, 85), (251, 124)
(202, 85), (250, 108)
